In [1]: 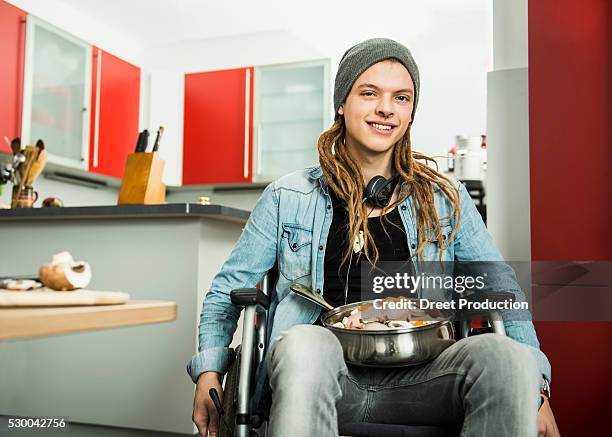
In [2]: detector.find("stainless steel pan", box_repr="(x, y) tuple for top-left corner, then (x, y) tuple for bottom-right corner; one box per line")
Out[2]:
(290, 283), (455, 367)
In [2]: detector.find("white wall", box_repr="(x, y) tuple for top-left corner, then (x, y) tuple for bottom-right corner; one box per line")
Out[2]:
(486, 68), (530, 261)
(486, 0), (531, 261)
(147, 70), (183, 185)
(6, 0), (145, 66)
(0, 175), (119, 207)
(166, 187), (263, 211)
(492, 0), (528, 70)
(144, 2), (492, 186)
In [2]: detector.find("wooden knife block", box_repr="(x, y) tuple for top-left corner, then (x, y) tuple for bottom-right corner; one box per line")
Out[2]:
(118, 152), (166, 205)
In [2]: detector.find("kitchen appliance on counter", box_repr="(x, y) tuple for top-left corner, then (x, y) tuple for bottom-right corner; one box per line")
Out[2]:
(447, 135), (487, 182)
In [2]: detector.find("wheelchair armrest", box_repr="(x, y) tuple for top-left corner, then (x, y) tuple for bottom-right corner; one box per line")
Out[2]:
(231, 288), (270, 309)
(455, 291), (514, 338)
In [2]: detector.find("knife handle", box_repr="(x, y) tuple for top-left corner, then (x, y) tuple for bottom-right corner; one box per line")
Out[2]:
(135, 131), (143, 153)
(141, 129), (149, 152)
(152, 126), (164, 153)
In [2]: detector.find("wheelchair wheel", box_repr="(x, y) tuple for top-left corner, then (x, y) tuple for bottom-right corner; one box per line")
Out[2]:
(220, 346), (239, 437)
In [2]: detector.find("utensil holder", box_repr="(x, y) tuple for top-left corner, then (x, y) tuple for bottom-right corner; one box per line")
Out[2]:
(11, 185), (38, 208)
(117, 152), (166, 205)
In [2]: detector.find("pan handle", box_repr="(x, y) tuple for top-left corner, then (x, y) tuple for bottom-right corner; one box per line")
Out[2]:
(290, 283), (334, 311)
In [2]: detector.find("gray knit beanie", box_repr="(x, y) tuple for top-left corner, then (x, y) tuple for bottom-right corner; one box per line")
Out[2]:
(334, 38), (420, 122)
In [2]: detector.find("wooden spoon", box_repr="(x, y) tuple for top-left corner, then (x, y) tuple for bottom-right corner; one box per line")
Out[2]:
(25, 149), (48, 186)
(18, 146), (38, 182)
(10, 137), (21, 155)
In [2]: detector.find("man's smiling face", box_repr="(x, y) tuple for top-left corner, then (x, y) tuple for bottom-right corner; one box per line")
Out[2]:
(338, 60), (414, 156)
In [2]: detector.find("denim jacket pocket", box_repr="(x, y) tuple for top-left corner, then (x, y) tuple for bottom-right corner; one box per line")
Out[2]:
(422, 221), (454, 260)
(428, 223), (452, 243)
(279, 223), (313, 280)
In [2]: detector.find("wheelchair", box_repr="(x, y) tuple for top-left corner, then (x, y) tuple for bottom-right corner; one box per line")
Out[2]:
(215, 269), (508, 437)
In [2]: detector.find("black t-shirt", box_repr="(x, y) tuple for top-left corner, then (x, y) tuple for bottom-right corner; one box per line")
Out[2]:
(321, 187), (413, 309)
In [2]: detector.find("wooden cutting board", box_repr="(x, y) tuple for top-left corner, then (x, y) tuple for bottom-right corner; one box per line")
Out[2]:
(0, 288), (130, 307)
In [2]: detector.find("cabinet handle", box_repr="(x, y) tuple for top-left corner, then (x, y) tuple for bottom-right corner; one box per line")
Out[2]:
(243, 68), (251, 179)
(93, 48), (102, 168)
(17, 16), (27, 137)
(256, 125), (262, 177)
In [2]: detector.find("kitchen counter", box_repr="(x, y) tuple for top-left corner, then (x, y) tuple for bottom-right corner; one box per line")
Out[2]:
(0, 203), (250, 223)
(0, 205), (248, 435)
(0, 300), (177, 341)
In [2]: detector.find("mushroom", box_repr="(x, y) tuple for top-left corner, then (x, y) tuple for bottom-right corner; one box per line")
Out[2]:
(39, 251), (92, 291)
(388, 320), (412, 329)
(362, 321), (389, 331)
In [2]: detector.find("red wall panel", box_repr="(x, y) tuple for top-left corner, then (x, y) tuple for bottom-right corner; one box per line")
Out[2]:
(183, 67), (253, 185)
(529, 0), (612, 260)
(89, 48), (140, 178)
(0, 0), (26, 153)
(529, 0), (612, 435)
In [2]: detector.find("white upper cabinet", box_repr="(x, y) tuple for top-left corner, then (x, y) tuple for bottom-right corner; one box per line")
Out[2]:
(21, 16), (92, 170)
(253, 60), (330, 182)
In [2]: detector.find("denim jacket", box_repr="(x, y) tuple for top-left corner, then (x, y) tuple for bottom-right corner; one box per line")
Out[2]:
(187, 165), (551, 386)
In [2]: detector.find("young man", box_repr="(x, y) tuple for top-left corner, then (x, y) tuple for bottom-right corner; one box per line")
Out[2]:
(190, 38), (560, 437)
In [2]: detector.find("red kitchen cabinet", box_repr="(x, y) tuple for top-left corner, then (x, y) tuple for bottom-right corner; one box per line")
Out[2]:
(89, 47), (140, 178)
(0, 0), (26, 153)
(183, 67), (254, 184)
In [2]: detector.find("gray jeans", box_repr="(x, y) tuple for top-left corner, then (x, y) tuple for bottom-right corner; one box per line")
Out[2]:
(267, 325), (541, 437)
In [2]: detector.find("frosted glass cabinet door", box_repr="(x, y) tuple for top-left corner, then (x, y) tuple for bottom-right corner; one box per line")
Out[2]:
(253, 60), (330, 181)
(22, 17), (91, 169)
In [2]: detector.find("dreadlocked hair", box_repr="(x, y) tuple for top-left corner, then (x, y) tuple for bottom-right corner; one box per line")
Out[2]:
(317, 117), (461, 269)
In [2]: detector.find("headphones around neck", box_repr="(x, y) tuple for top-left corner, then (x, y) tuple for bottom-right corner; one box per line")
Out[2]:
(363, 174), (401, 208)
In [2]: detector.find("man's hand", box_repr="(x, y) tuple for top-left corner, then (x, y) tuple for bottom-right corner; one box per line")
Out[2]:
(538, 396), (560, 437)
(192, 372), (223, 437)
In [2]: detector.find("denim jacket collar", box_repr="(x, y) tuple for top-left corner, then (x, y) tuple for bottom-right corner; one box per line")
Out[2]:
(307, 164), (412, 198)
(306, 165), (328, 194)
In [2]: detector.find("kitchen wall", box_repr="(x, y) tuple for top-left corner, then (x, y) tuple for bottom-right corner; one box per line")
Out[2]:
(0, 175), (119, 207)
(4, 0), (494, 212)
(6, 0), (144, 65)
(486, 0), (530, 261)
(166, 187), (263, 211)
(145, 1), (492, 188)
